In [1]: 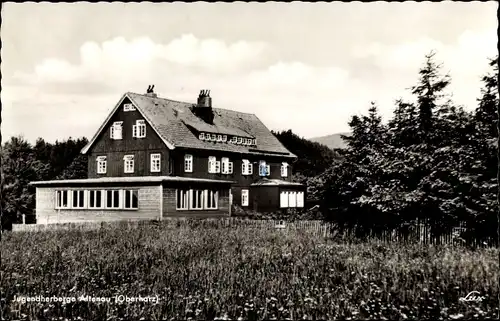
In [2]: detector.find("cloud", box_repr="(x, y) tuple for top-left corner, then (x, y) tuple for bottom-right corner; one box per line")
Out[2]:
(13, 34), (270, 90)
(4, 28), (497, 143)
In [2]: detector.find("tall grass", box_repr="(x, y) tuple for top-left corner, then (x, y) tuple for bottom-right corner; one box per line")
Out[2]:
(1, 222), (498, 320)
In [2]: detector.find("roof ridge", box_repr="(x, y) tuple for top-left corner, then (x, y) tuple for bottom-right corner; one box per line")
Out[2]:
(127, 91), (194, 106)
(127, 91), (257, 117)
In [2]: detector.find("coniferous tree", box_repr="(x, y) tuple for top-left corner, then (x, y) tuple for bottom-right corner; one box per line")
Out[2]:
(1, 136), (48, 230)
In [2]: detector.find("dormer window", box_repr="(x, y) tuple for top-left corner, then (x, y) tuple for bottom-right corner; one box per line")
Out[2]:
(199, 133), (205, 140)
(123, 103), (136, 111)
(133, 120), (146, 138)
(110, 121), (123, 140)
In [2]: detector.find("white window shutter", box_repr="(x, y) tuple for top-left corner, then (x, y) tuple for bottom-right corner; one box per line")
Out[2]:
(215, 161), (221, 173)
(228, 162), (233, 174)
(297, 192), (304, 207)
(289, 191), (296, 208)
(280, 191), (289, 208)
(266, 165), (271, 176)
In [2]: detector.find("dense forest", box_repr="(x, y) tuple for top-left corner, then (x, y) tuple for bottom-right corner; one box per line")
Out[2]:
(297, 52), (498, 243)
(1, 51), (498, 241)
(1, 137), (88, 229)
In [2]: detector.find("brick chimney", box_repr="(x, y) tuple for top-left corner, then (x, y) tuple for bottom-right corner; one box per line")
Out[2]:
(145, 84), (157, 98)
(197, 89), (212, 108)
(193, 89), (214, 124)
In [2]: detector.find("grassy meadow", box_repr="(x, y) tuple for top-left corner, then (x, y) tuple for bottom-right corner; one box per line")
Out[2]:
(1, 221), (498, 320)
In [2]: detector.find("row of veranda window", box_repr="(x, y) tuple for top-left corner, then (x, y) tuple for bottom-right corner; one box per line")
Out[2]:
(239, 190), (304, 208)
(55, 189), (138, 210)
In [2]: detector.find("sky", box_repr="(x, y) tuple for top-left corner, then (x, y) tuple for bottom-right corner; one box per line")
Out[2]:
(1, 2), (498, 143)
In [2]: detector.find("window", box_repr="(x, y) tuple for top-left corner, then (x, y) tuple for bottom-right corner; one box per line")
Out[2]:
(97, 156), (107, 174)
(132, 120), (146, 138)
(259, 161), (267, 176)
(221, 157), (233, 174)
(205, 190), (218, 209)
(289, 191), (297, 208)
(55, 190), (70, 209)
(88, 190), (103, 209)
(280, 191), (289, 208)
(281, 162), (289, 177)
(217, 135), (223, 142)
(106, 190), (121, 209)
(176, 189), (189, 210)
(177, 189), (219, 210)
(253, 139), (257, 145)
(190, 190), (204, 210)
(211, 134), (216, 141)
(222, 135), (227, 142)
(184, 154), (193, 172)
(72, 190), (86, 209)
(123, 103), (136, 111)
(208, 156), (216, 173)
(237, 137), (243, 144)
(242, 159), (253, 175)
(199, 133), (205, 140)
(215, 160), (221, 173)
(230, 137), (237, 144)
(124, 155), (134, 173)
(241, 189), (249, 207)
(110, 121), (123, 140)
(151, 153), (161, 173)
(124, 190), (138, 209)
(297, 192), (304, 208)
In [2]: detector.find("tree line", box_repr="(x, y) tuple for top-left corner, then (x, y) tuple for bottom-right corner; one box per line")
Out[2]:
(1, 137), (88, 230)
(277, 51), (498, 244)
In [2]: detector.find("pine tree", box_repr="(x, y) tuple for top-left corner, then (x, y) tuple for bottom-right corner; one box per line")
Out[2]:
(410, 51), (451, 144)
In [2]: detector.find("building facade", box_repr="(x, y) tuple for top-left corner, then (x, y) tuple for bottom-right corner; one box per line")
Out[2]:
(30, 87), (305, 224)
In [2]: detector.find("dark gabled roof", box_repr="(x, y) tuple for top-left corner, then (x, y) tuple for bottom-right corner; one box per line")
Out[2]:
(81, 92), (296, 158)
(29, 176), (235, 187)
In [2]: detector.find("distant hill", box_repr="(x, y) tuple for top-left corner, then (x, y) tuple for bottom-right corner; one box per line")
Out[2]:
(309, 132), (351, 150)
(272, 129), (340, 178)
